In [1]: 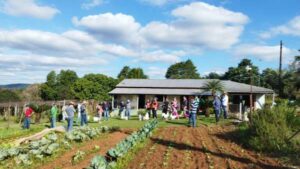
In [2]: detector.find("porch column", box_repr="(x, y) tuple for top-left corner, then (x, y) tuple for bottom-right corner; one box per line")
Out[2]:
(112, 95), (114, 110)
(239, 95), (242, 120)
(136, 95), (139, 110)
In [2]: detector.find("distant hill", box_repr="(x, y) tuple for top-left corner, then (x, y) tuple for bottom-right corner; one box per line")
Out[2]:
(0, 83), (30, 90)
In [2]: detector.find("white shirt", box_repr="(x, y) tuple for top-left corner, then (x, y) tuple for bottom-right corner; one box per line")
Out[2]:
(222, 95), (229, 106)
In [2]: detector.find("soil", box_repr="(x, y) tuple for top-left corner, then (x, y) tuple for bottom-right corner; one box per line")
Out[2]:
(39, 131), (129, 169)
(127, 125), (292, 169)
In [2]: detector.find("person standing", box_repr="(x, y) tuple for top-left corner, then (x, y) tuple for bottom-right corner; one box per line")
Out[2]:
(171, 97), (179, 119)
(118, 101), (125, 117)
(66, 102), (76, 132)
(221, 92), (229, 119)
(50, 103), (58, 128)
(213, 94), (221, 123)
(145, 99), (152, 118)
(162, 98), (169, 120)
(23, 105), (34, 129)
(96, 103), (103, 122)
(125, 100), (131, 120)
(103, 101), (110, 121)
(151, 98), (158, 119)
(190, 96), (199, 128)
(183, 96), (189, 118)
(80, 101), (88, 126)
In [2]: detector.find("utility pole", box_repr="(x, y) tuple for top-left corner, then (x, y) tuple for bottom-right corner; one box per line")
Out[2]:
(278, 41), (283, 97)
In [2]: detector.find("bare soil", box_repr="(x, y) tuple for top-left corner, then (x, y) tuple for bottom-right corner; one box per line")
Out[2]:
(127, 125), (291, 169)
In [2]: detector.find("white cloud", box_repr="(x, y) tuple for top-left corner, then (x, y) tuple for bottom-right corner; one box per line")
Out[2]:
(141, 2), (249, 49)
(0, 0), (59, 19)
(139, 50), (182, 63)
(72, 13), (141, 44)
(147, 66), (166, 78)
(233, 44), (296, 63)
(82, 0), (103, 9)
(260, 16), (300, 38)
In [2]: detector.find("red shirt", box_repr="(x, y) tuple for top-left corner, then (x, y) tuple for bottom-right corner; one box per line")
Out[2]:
(25, 107), (33, 117)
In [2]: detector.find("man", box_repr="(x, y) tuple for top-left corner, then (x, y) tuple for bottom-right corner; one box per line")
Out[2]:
(50, 103), (58, 128)
(162, 98), (169, 120)
(103, 101), (110, 121)
(23, 105), (34, 129)
(190, 96), (199, 128)
(221, 92), (229, 119)
(151, 98), (158, 119)
(66, 102), (76, 132)
(80, 101), (88, 126)
(125, 100), (131, 120)
(213, 94), (221, 123)
(145, 99), (152, 118)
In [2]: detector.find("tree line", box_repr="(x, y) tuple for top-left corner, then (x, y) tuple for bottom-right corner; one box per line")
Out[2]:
(0, 57), (299, 102)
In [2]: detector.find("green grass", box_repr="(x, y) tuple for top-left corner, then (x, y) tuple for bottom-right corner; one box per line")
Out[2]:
(0, 114), (231, 144)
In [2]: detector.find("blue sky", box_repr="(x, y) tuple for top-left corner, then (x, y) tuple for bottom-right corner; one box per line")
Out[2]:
(0, 0), (299, 84)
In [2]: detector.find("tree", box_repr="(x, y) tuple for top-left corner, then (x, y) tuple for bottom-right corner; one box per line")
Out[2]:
(72, 74), (118, 101)
(223, 59), (260, 85)
(41, 69), (78, 100)
(204, 72), (222, 79)
(203, 80), (224, 95)
(117, 66), (148, 79)
(165, 59), (200, 79)
(127, 68), (148, 79)
(0, 89), (20, 102)
(21, 84), (42, 101)
(260, 68), (279, 92)
(117, 66), (130, 79)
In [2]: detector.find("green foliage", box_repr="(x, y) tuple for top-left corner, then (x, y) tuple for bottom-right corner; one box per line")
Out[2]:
(41, 69), (78, 100)
(0, 89), (20, 102)
(165, 59), (200, 79)
(72, 150), (86, 164)
(72, 73), (118, 101)
(223, 59), (260, 85)
(117, 66), (148, 79)
(204, 72), (222, 79)
(88, 155), (107, 169)
(137, 109), (147, 116)
(117, 66), (130, 80)
(203, 80), (224, 94)
(241, 103), (300, 153)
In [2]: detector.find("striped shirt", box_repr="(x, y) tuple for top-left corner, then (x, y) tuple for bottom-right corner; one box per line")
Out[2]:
(190, 100), (199, 114)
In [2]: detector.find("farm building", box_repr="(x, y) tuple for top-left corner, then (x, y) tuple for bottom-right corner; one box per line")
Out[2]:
(109, 79), (274, 114)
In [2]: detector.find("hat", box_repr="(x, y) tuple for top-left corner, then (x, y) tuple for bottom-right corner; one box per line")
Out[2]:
(83, 100), (88, 104)
(69, 101), (75, 105)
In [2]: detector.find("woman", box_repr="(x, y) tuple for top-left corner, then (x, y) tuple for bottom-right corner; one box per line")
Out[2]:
(151, 98), (158, 119)
(162, 98), (169, 120)
(145, 99), (151, 118)
(171, 97), (179, 119)
(96, 103), (103, 123)
(182, 96), (189, 118)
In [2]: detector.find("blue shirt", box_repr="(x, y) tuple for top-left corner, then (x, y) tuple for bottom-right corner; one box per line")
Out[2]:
(213, 97), (221, 110)
(66, 105), (76, 118)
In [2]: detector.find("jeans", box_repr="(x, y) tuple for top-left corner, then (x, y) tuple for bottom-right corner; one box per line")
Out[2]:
(104, 110), (109, 121)
(67, 117), (73, 132)
(222, 105), (228, 119)
(81, 113), (88, 126)
(190, 113), (196, 127)
(152, 109), (157, 118)
(50, 117), (56, 128)
(125, 109), (131, 119)
(215, 109), (220, 122)
(23, 117), (30, 129)
(147, 109), (151, 117)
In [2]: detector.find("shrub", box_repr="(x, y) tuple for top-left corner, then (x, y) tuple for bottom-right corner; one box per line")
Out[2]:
(246, 103), (300, 153)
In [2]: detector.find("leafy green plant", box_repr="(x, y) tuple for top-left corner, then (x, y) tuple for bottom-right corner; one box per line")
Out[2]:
(88, 155), (107, 169)
(72, 150), (85, 164)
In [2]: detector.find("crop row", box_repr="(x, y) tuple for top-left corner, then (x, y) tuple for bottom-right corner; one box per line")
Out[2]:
(0, 126), (111, 167)
(87, 119), (158, 169)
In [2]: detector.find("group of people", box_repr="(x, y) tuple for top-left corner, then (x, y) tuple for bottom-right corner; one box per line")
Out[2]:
(213, 92), (229, 122)
(118, 100), (132, 120)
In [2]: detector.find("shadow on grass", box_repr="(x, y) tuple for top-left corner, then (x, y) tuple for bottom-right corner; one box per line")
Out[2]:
(150, 137), (292, 169)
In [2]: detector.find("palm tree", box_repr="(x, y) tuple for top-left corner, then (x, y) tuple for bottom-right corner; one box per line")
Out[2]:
(203, 80), (224, 95)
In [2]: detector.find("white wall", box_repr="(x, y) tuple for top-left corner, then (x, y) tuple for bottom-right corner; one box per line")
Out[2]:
(255, 94), (265, 109)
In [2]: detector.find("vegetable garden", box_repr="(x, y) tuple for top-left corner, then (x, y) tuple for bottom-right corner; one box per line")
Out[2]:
(0, 115), (298, 169)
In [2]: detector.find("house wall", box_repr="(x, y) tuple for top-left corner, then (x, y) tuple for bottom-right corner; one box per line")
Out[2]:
(255, 94), (265, 109)
(115, 94), (139, 109)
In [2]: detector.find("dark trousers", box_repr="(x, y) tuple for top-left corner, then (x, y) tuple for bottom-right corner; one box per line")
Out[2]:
(81, 113), (88, 126)
(222, 105), (228, 119)
(215, 109), (220, 122)
(23, 117), (30, 129)
(147, 108), (151, 117)
(152, 109), (157, 118)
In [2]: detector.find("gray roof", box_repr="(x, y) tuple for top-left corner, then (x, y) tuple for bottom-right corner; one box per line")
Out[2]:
(109, 79), (274, 95)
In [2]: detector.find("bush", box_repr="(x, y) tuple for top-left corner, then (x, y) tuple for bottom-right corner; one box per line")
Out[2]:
(246, 103), (300, 153)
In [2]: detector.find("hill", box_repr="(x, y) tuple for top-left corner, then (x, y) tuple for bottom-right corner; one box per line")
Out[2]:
(0, 83), (30, 89)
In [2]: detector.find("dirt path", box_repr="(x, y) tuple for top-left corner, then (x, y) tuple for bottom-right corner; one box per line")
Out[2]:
(128, 125), (291, 169)
(39, 131), (129, 169)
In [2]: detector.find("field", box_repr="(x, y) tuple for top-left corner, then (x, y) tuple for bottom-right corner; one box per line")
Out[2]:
(0, 115), (296, 169)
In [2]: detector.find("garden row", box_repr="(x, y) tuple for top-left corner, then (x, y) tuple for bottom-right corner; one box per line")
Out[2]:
(87, 119), (158, 169)
(0, 125), (112, 167)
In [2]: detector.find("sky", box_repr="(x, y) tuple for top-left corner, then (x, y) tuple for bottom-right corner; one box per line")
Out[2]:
(0, 0), (299, 84)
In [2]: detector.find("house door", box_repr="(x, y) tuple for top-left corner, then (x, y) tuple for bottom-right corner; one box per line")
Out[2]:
(138, 95), (146, 109)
